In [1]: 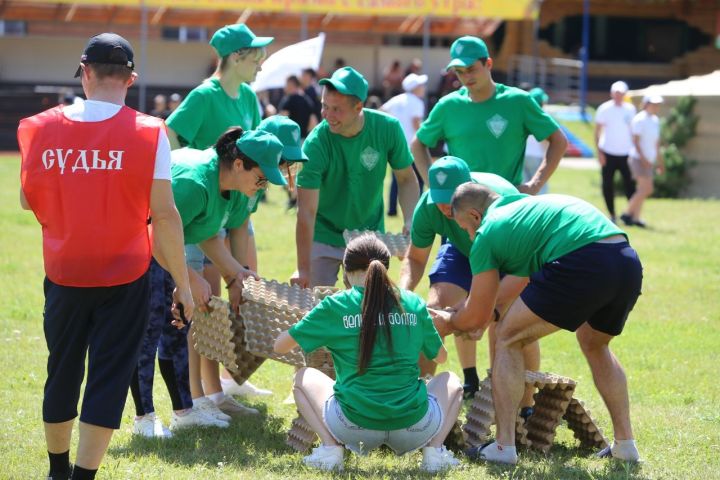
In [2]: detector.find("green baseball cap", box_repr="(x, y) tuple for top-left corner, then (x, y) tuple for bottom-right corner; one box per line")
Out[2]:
(446, 36), (490, 71)
(428, 156), (472, 204)
(235, 130), (287, 186)
(319, 67), (368, 103)
(257, 116), (308, 163)
(529, 87), (549, 106)
(210, 24), (273, 57)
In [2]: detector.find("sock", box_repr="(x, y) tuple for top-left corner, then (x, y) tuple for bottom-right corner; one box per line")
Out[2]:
(478, 441), (517, 464)
(612, 439), (640, 461)
(70, 465), (97, 480)
(207, 392), (225, 404)
(48, 450), (71, 478)
(462, 367), (479, 389)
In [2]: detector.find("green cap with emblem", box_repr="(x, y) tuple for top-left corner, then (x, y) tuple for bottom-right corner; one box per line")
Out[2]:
(319, 67), (369, 103)
(210, 24), (274, 57)
(257, 115), (308, 163)
(428, 156), (472, 204)
(235, 130), (287, 186)
(446, 36), (490, 71)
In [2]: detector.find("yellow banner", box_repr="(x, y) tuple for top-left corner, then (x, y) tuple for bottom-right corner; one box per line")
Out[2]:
(24, 0), (536, 19)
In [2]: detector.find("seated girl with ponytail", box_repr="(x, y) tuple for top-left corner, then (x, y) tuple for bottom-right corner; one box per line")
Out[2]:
(274, 234), (464, 473)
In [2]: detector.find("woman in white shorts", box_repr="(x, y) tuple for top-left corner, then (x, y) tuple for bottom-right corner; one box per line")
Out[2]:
(275, 234), (463, 472)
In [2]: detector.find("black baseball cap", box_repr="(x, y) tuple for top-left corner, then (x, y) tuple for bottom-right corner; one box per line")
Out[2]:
(74, 33), (135, 78)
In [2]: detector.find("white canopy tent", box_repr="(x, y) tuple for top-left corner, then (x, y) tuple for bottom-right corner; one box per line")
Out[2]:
(630, 70), (720, 198)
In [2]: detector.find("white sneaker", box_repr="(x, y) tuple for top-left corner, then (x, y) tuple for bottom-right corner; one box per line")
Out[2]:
(303, 445), (344, 471)
(421, 446), (461, 472)
(465, 441), (517, 465)
(214, 393), (260, 416)
(596, 440), (641, 462)
(221, 378), (273, 397)
(170, 408), (229, 430)
(132, 413), (172, 438)
(194, 396), (233, 422)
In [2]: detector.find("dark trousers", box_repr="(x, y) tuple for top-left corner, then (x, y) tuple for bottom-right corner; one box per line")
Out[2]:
(601, 152), (636, 217)
(130, 259), (192, 416)
(43, 271), (150, 429)
(388, 163), (424, 216)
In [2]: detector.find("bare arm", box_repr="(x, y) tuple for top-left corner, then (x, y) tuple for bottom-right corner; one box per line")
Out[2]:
(228, 221), (251, 267)
(307, 113), (319, 133)
(150, 179), (194, 321)
(595, 123), (606, 166)
(411, 135), (432, 185)
(520, 128), (567, 195)
(433, 345), (448, 364)
(394, 165), (420, 234)
(399, 244), (432, 290)
(274, 330), (298, 354)
(166, 127), (182, 150)
(494, 275), (529, 316)
(292, 188), (319, 288)
(443, 270), (500, 334)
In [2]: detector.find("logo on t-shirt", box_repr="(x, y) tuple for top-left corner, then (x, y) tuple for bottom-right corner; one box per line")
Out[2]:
(248, 192), (259, 211)
(435, 171), (448, 186)
(360, 146), (380, 171)
(487, 114), (508, 139)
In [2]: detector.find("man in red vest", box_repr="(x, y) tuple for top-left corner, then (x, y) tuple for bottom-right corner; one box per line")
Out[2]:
(17, 33), (194, 480)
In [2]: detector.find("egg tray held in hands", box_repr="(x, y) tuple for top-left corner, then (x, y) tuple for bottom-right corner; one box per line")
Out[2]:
(343, 229), (410, 258)
(241, 278), (338, 378)
(191, 296), (266, 384)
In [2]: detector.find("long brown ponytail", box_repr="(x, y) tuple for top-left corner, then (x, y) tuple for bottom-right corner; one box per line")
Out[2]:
(343, 234), (401, 375)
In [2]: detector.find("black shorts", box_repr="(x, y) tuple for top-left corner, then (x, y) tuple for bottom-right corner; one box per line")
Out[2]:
(42, 271), (150, 429)
(520, 241), (642, 336)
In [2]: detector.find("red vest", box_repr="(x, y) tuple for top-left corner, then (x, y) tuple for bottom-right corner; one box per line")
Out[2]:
(18, 105), (162, 287)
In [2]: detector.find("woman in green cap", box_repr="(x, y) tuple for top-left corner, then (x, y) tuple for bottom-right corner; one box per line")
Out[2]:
(274, 234), (464, 473)
(166, 23), (275, 401)
(172, 128), (288, 422)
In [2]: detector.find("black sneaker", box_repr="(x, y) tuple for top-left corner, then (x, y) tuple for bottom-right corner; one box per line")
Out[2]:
(634, 219), (647, 228)
(519, 406), (534, 423)
(620, 213), (634, 226)
(462, 383), (479, 400)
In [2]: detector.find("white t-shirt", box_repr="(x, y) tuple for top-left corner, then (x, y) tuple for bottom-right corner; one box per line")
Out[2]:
(381, 92), (425, 144)
(62, 100), (171, 180)
(595, 100), (636, 156)
(630, 110), (660, 164)
(525, 135), (547, 158)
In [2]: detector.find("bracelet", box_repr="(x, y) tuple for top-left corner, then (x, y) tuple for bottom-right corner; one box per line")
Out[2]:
(225, 278), (236, 289)
(493, 308), (501, 322)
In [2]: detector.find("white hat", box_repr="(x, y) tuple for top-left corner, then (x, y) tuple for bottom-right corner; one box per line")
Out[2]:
(402, 73), (428, 92)
(643, 94), (664, 104)
(610, 81), (629, 93)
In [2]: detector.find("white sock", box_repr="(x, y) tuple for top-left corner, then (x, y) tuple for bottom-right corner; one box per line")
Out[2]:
(612, 439), (640, 461)
(220, 377), (235, 387)
(207, 392), (225, 404)
(480, 441), (517, 463)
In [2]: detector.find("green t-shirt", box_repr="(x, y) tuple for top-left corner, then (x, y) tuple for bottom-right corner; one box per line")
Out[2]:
(289, 286), (443, 430)
(411, 172), (523, 257)
(166, 78), (261, 150)
(171, 148), (260, 245)
(416, 83), (559, 185)
(469, 194), (626, 277)
(297, 109), (414, 247)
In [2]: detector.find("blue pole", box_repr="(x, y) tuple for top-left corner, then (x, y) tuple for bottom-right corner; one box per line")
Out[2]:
(580, 0), (590, 121)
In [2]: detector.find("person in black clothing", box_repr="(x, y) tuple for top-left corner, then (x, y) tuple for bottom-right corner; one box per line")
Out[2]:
(301, 68), (322, 118)
(279, 75), (318, 139)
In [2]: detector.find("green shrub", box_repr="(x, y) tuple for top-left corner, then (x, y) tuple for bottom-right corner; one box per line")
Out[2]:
(654, 96), (698, 198)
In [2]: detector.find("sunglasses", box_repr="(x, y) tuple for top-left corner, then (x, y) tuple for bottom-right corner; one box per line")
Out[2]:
(253, 171), (269, 188)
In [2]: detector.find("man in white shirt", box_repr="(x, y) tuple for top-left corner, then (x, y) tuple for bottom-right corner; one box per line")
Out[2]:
(621, 95), (665, 228)
(381, 73), (428, 215)
(595, 81), (637, 221)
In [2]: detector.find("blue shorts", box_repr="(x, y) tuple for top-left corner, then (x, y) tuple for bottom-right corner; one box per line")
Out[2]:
(521, 241), (642, 336)
(324, 395), (443, 455)
(428, 243), (472, 292)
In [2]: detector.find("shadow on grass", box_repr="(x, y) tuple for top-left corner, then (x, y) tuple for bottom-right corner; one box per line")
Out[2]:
(108, 404), (297, 469)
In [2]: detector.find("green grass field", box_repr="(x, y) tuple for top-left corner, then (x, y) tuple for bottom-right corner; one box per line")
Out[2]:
(1, 153), (719, 479)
